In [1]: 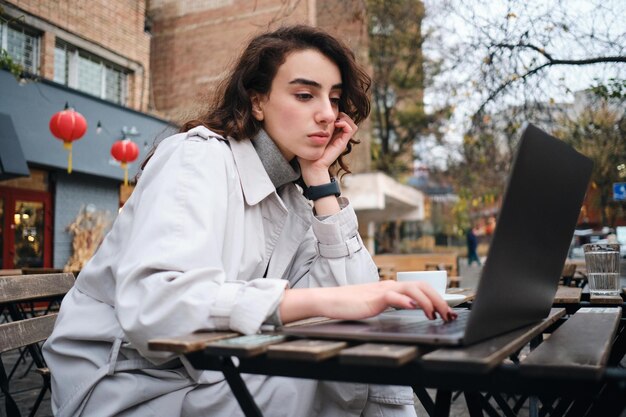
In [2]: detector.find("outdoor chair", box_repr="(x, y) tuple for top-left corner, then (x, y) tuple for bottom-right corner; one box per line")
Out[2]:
(0, 272), (75, 417)
(561, 263), (577, 287)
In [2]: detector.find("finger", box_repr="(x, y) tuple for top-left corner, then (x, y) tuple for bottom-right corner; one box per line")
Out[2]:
(334, 113), (357, 137)
(403, 284), (436, 319)
(339, 113), (358, 133)
(328, 125), (352, 152)
(335, 116), (357, 132)
(333, 120), (353, 139)
(383, 291), (418, 310)
(416, 283), (453, 321)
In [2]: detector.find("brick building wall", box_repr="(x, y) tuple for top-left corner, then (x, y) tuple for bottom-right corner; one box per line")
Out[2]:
(2, 0), (151, 111)
(149, 0), (310, 122)
(315, 0), (371, 173)
(148, 0), (371, 171)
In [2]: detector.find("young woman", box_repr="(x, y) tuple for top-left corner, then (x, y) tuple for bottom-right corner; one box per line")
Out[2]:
(43, 25), (455, 417)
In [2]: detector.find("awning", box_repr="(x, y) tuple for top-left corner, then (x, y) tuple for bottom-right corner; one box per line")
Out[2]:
(342, 172), (425, 223)
(0, 113), (30, 180)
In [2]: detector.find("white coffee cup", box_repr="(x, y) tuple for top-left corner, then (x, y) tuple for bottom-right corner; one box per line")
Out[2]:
(396, 270), (447, 295)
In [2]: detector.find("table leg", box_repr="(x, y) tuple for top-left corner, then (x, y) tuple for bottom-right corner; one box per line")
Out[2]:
(584, 381), (626, 417)
(434, 389), (452, 417)
(412, 386), (435, 417)
(477, 394), (503, 417)
(0, 355), (20, 417)
(529, 396), (539, 417)
(563, 398), (593, 417)
(550, 398), (573, 417)
(491, 393), (517, 417)
(218, 356), (264, 417)
(464, 392), (483, 417)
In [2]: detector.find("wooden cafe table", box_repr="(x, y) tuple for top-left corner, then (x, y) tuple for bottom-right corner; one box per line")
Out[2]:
(149, 289), (626, 417)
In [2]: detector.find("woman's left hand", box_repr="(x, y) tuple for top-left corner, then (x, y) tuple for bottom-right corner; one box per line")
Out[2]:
(299, 112), (357, 184)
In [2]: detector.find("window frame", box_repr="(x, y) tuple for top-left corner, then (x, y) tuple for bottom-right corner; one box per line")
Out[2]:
(54, 39), (129, 105)
(0, 19), (41, 74)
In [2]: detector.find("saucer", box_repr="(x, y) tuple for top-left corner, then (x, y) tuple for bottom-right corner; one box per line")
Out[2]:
(443, 293), (466, 307)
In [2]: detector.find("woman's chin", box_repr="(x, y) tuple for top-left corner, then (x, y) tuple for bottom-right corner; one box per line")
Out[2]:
(297, 149), (326, 162)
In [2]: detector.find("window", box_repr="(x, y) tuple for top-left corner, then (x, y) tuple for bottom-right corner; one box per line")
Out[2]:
(0, 20), (40, 74)
(54, 40), (128, 105)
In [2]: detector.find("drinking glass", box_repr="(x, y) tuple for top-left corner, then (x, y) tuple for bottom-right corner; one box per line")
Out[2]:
(583, 243), (621, 296)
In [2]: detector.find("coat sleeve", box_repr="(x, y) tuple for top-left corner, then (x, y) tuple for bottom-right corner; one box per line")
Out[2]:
(288, 197), (379, 289)
(286, 200), (415, 409)
(112, 134), (287, 361)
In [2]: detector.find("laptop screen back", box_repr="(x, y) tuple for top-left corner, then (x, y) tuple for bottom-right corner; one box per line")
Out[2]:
(462, 124), (593, 344)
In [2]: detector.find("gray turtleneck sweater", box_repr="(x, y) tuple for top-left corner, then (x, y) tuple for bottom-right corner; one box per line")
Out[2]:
(251, 129), (301, 190)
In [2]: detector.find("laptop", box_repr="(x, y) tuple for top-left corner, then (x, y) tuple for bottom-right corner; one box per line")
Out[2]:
(283, 124), (593, 346)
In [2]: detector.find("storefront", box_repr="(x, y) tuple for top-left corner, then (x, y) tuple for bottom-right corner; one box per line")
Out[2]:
(0, 69), (173, 269)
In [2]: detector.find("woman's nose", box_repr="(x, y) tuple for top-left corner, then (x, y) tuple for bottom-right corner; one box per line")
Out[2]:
(315, 100), (337, 124)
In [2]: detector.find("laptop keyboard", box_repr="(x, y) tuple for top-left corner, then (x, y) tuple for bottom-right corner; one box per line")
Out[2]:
(385, 309), (470, 335)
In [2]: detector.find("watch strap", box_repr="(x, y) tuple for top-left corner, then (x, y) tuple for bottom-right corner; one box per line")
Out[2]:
(303, 177), (341, 201)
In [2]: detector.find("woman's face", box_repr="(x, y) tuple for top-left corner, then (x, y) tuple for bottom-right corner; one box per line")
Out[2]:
(252, 49), (342, 161)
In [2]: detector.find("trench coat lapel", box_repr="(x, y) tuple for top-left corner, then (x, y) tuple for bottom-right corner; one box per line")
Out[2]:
(228, 137), (313, 280)
(267, 185), (313, 280)
(227, 137), (275, 206)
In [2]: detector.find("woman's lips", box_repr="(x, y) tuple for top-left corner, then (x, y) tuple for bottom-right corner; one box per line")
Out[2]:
(308, 132), (330, 145)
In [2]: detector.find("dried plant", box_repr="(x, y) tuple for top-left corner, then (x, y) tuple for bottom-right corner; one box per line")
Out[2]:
(64, 205), (112, 272)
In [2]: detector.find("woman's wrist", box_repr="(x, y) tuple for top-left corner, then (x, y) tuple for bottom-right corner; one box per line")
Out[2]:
(279, 287), (327, 323)
(301, 169), (331, 187)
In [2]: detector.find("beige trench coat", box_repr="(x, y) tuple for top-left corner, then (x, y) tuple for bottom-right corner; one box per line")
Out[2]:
(43, 126), (416, 417)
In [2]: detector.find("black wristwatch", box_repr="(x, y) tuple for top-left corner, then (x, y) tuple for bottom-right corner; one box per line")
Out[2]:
(303, 177), (341, 201)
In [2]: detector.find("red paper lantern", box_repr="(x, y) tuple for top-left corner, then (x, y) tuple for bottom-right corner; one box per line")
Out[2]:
(111, 139), (139, 185)
(49, 107), (88, 173)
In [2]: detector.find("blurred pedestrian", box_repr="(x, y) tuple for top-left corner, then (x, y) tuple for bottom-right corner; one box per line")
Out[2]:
(467, 226), (481, 266)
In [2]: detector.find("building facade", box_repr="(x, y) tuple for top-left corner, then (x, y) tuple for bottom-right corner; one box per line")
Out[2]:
(1, 0), (426, 268)
(0, 0), (172, 269)
(146, 0), (426, 252)
(148, 0), (372, 173)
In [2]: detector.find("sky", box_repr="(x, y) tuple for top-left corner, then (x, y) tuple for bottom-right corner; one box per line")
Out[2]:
(416, 0), (625, 168)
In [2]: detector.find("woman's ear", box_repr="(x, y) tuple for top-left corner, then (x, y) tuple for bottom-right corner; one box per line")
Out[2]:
(250, 93), (264, 121)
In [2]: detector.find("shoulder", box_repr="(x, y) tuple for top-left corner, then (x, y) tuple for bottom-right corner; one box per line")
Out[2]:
(152, 126), (233, 165)
(139, 126), (239, 188)
(159, 126), (228, 149)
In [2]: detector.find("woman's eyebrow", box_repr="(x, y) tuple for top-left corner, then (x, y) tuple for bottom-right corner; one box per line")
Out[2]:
(289, 78), (342, 90)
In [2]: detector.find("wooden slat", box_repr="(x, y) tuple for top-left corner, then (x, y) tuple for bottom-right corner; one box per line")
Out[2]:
(148, 331), (238, 354)
(554, 286), (582, 303)
(267, 339), (347, 361)
(521, 307), (621, 380)
(0, 269), (22, 276)
(0, 273), (75, 303)
(21, 267), (64, 275)
(283, 316), (335, 328)
(339, 343), (420, 367)
(204, 334), (286, 358)
(589, 294), (623, 305)
(420, 308), (566, 373)
(0, 314), (58, 353)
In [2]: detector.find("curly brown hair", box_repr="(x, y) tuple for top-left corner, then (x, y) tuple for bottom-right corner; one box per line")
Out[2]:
(181, 24), (371, 175)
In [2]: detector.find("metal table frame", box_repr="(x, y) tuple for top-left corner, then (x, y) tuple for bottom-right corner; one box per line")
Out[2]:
(183, 313), (626, 417)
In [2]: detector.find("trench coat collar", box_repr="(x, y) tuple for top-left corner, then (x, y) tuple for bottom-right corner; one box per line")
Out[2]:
(186, 126), (275, 206)
(227, 136), (277, 206)
(251, 129), (301, 190)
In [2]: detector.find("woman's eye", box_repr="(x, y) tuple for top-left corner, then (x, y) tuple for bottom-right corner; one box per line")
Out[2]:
(295, 93), (313, 101)
(330, 97), (341, 107)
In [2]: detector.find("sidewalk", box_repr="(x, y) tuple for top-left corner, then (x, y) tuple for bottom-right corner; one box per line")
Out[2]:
(456, 256), (485, 290)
